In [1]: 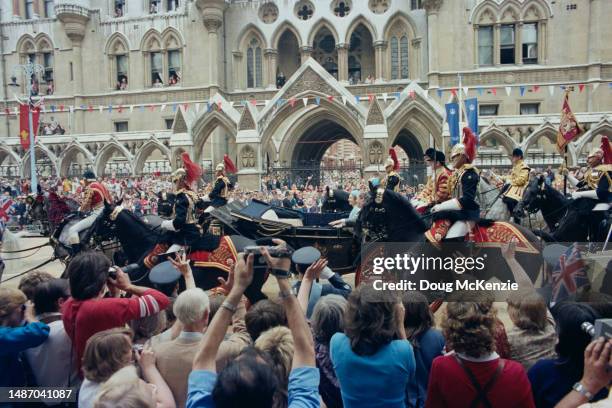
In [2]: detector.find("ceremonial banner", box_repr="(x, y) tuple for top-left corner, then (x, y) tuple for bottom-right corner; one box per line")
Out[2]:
(19, 103), (39, 150)
(445, 102), (460, 146)
(464, 98), (478, 137)
(556, 91), (583, 153)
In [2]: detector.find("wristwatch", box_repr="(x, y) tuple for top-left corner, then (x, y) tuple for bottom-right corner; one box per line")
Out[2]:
(572, 382), (594, 401)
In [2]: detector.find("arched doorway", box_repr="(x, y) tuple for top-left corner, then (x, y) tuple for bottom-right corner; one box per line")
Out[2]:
(393, 129), (425, 188)
(277, 29), (300, 80)
(95, 143), (132, 177)
(280, 119), (362, 187)
(22, 146), (58, 179)
(0, 148), (20, 179)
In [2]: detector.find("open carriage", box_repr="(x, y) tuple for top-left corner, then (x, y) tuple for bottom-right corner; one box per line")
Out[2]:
(209, 200), (359, 275)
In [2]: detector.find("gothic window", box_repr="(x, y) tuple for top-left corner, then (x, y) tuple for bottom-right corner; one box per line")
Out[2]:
(114, 0), (125, 17)
(400, 36), (409, 79)
(43, 0), (54, 18)
(168, 50), (181, 85)
(259, 2), (279, 24)
(473, 1), (549, 66)
(25, 0), (34, 19)
(478, 26), (493, 66)
(368, 0), (389, 14)
(332, 0), (351, 17)
(500, 24), (515, 64)
(295, 1), (314, 21)
(247, 38), (263, 88)
(107, 35), (129, 90)
(151, 52), (163, 85)
(167, 0), (179, 12)
(43, 53), (54, 82)
(522, 23), (538, 64)
(390, 37), (398, 80)
(410, 0), (421, 10)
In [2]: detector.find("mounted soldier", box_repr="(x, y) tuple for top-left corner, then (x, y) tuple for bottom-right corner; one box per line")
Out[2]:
(488, 148), (530, 223)
(160, 152), (204, 253)
(564, 136), (612, 240)
(208, 154), (236, 209)
(412, 148), (452, 214)
(67, 170), (112, 254)
(427, 127), (480, 243)
(381, 148), (401, 192)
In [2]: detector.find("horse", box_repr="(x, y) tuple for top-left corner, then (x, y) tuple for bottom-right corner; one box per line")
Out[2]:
(25, 194), (51, 236)
(477, 178), (510, 221)
(355, 184), (544, 294)
(518, 174), (609, 243)
(94, 202), (268, 303)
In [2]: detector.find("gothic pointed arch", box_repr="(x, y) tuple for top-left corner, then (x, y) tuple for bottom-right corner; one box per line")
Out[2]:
(479, 125), (518, 154)
(94, 140), (134, 176)
(520, 122), (558, 151)
(575, 119), (612, 159)
(237, 24), (268, 50)
(271, 21), (303, 49)
(34, 34), (53, 52)
(133, 138), (172, 174)
(308, 18), (340, 46)
(21, 142), (58, 177)
(140, 29), (162, 52)
(345, 15), (378, 43)
(161, 27), (184, 49)
(59, 141), (95, 176)
(105, 32), (130, 55)
(106, 32), (130, 89)
(190, 110), (238, 163)
(16, 34), (36, 56)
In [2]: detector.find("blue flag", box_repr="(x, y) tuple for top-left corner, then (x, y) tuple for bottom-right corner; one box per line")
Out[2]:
(464, 98), (478, 137)
(445, 102), (460, 146)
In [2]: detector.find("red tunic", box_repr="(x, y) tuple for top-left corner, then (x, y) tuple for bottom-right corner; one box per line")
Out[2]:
(80, 181), (112, 211)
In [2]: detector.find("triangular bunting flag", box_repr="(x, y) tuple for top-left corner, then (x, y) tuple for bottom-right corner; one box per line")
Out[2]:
(289, 98), (296, 107)
(315, 96), (320, 106)
(118, 105), (123, 113)
(250, 99), (257, 106)
(549, 85), (555, 96)
(264, 100), (270, 106)
(394, 92), (401, 99)
(69, 106), (74, 113)
(129, 105), (134, 113)
(505, 86), (512, 96)
(592, 83), (600, 91)
(368, 94), (374, 103)
(195, 103), (200, 112)
(139, 105), (145, 112)
(327, 95), (334, 102)
(533, 85), (540, 93)
(302, 97), (308, 107)
(519, 86), (526, 97)
(382, 93), (388, 102)
(463, 87), (469, 97)
(148, 104), (155, 112)
(354, 96), (360, 104)
(160, 104), (166, 112)
(59, 104), (65, 112)
(342, 96), (347, 105)
(88, 105), (93, 112)
(436, 89), (443, 98)
(183, 103), (189, 111)
(450, 88), (457, 97)
(477, 87), (483, 96)
(98, 105), (103, 113)
(491, 88), (497, 96)
(578, 84), (585, 92)
(107, 105), (112, 113)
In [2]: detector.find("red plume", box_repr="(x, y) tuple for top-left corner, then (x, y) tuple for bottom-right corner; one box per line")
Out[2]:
(224, 154), (237, 174)
(389, 148), (400, 171)
(462, 127), (478, 163)
(601, 136), (612, 165)
(181, 152), (203, 185)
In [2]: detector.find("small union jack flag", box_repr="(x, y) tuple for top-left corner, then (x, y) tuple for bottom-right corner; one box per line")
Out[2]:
(0, 197), (14, 223)
(551, 243), (589, 306)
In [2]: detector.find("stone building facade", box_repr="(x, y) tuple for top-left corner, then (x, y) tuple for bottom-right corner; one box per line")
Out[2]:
(0, 0), (610, 188)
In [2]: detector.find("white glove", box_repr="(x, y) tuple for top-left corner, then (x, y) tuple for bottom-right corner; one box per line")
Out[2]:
(571, 190), (598, 200)
(567, 174), (580, 188)
(161, 219), (176, 231)
(431, 199), (461, 213)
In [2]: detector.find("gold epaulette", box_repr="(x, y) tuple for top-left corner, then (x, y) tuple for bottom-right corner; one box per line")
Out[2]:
(595, 164), (612, 172)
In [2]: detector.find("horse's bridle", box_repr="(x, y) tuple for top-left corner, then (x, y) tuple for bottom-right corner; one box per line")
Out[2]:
(110, 205), (125, 221)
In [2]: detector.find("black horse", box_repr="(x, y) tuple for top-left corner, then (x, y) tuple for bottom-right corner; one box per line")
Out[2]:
(26, 194), (51, 236)
(518, 175), (609, 242)
(355, 184), (543, 293)
(516, 175), (568, 234)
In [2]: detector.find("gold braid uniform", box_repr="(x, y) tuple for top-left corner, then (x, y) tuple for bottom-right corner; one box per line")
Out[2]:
(501, 159), (531, 201)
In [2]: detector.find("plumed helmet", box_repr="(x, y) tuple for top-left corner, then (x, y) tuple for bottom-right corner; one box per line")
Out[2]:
(451, 127), (478, 163)
(385, 148), (400, 170)
(588, 135), (612, 164)
(215, 163), (225, 172)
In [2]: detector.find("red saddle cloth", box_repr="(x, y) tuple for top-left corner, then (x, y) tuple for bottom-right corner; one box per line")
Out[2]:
(143, 235), (238, 272)
(470, 222), (539, 255)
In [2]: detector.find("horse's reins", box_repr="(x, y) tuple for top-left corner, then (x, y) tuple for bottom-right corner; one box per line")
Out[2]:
(0, 241), (50, 254)
(0, 256), (58, 283)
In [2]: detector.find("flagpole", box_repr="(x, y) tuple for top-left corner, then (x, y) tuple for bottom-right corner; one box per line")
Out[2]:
(458, 73), (463, 124)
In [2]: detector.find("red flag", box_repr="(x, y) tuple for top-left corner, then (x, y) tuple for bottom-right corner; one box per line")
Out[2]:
(327, 95), (334, 102)
(578, 84), (585, 92)
(533, 85), (540, 93)
(491, 88), (497, 96)
(556, 91), (584, 153)
(450, 88), (457, 97)
(183, 103), (189, 111)
(250, 99), (257, 106)
(19, 104), (39, 150)
(224, 154), (237, 174)
(59, 104), (64, 112)
(368, 94), (374, 103)
(118, 105), (123, 113)
(88, 105), (94, 112)
(289, 98), (296, 107)
(148, 104), (155, 112)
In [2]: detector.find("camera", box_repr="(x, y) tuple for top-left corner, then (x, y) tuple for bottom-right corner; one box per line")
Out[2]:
(581, 319), (612, 339)
(244, 245), (293, 258)
(108, 266), (118, 280)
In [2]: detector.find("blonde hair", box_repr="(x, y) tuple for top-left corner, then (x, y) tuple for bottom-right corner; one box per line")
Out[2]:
(82, 328), (133, 383)
(507, 291), (548, 332)
(0, 288), (26, 323)
(255, 326), (294, 384)
(94, 366), (155, 408)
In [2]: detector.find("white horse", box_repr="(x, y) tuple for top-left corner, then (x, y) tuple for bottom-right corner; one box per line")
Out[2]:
(478, 177), (510, 221)
(0, 226), (22, 282)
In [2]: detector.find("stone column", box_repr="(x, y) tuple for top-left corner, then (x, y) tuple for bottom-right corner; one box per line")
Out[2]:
(265, 48), (278, 89)
(232, 51), (243, 91)
(204, 16), (223, 94)
(423, 0), (443, 87)
(300, 46), (313, 64)
(494, 23), (501, 66)
(411, 38), (422, 81)
(373, 40), (387, 82)
(516, 22), (523, 65)
(336, 43), (348, 83)
(473, 25), (479, 68)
